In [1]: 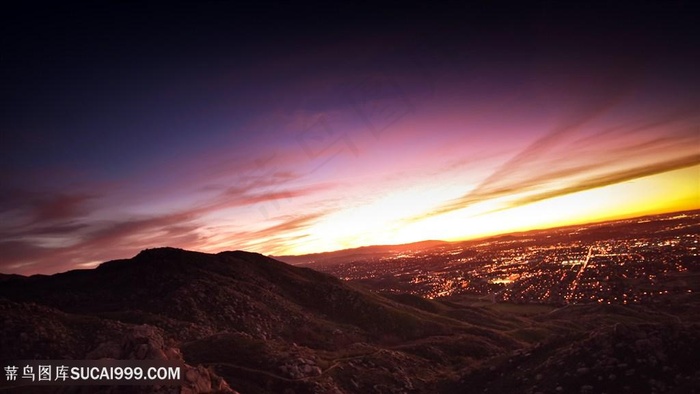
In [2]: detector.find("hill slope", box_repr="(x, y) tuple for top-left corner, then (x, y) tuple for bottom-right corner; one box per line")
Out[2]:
(0, 247), (517, 393)
(3, 247), (698, 393)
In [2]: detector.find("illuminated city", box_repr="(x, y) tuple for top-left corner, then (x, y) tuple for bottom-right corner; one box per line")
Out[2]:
(298, 211), (700, 305)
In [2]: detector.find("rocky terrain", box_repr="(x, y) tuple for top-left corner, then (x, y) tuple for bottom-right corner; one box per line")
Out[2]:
(1, 247), (699, 393)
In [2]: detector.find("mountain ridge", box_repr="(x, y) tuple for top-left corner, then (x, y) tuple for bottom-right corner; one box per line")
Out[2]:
(0, 247), (519, 393)
(2, 246), (698, 393)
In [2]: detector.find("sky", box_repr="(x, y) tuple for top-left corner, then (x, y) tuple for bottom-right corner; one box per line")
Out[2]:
(1, 1), (699, 275)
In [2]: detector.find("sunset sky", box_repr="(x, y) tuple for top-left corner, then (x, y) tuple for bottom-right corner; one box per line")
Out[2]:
(2, 2), (698, 275)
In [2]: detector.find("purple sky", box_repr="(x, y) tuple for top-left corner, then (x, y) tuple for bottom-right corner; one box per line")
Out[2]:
(2, 2), (699, 274)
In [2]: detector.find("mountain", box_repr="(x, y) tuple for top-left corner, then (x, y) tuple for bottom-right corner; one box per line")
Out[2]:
(0, 247), (516, 393)
(2, 247), (698, 393)
(444, 303), (700, 394)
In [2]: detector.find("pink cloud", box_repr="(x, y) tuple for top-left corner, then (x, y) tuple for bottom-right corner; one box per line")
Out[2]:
(0, 175), (333, 275)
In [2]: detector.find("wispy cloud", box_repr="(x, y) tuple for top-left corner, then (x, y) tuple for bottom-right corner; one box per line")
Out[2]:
(30, 193), (97, 223)
(404, 111), (699, 224)
(0, 164), (336, 275)
(0, 144), (340, 275)
(195, 212), (328, 256)
(0, 210), (204, 274)
(500, 153), (700, 211)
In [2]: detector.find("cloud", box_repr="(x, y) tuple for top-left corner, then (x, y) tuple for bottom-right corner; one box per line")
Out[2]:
(0, 222), (90, 241)
(0, 240), (52, 268)
(30, 193), (97, 223)
(404, 111), (700, 224)
(212, 183), (331, 210)
(253, 213), (325, 236)
(0, 170), (333, 275)
(208, 212), (327, 248)
(0, 188), (98, 227)
(496, 153), (700, 212)
(0, 209), (207, 275)
(0, 138), (342, 272)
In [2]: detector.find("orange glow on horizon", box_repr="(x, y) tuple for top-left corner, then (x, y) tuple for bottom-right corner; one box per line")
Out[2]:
(279, 164), (699, 256)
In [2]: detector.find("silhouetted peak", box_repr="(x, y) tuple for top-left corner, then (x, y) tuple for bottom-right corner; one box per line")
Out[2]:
(217, 250), (263, 258)
(136, 246), (184, 257)
(96, 247), (207, 272)
(135, 246), (188, 258)
(0, 273), (26, 282)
